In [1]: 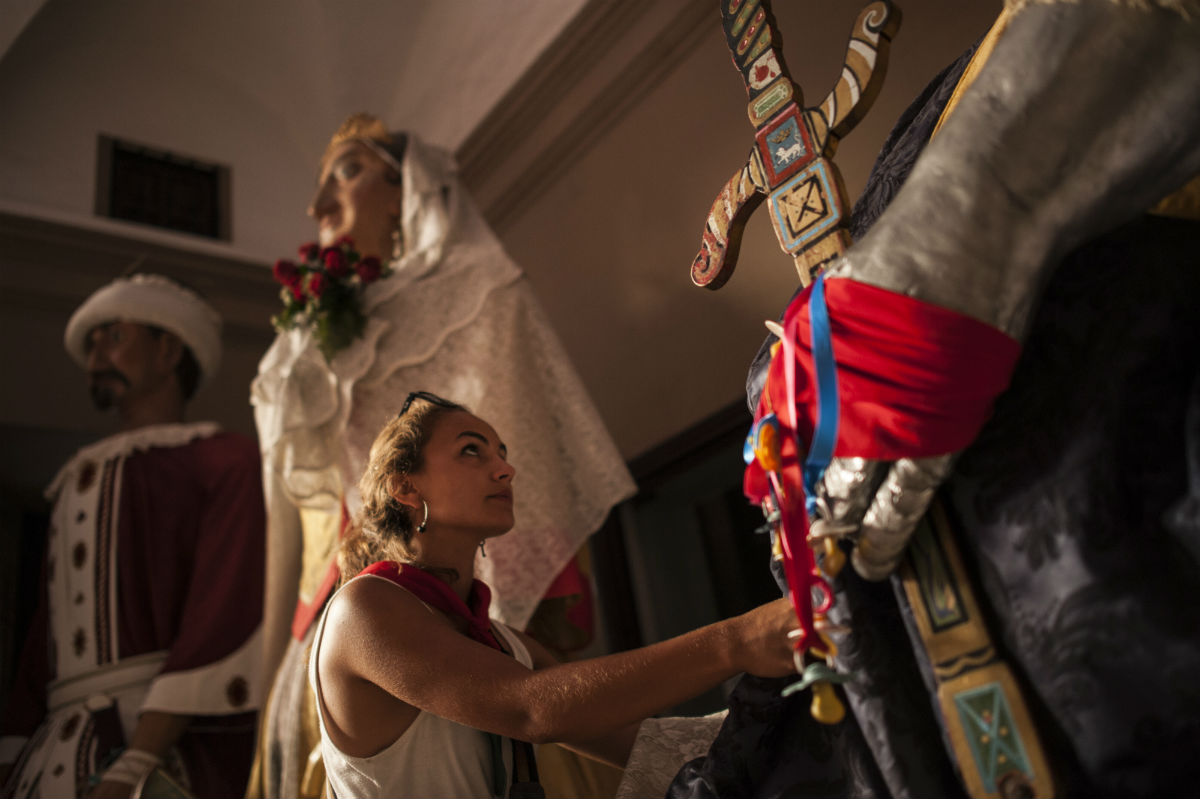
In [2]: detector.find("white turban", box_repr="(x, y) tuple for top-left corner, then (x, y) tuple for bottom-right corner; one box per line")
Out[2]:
(64, 273), (223, 386)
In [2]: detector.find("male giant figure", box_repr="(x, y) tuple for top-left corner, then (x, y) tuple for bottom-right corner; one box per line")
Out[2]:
(668, 0), (1200, 797)
(0, 274), (266, 798)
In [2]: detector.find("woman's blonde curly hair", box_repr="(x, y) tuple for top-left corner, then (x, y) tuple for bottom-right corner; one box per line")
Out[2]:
(339, 393), (465, 583)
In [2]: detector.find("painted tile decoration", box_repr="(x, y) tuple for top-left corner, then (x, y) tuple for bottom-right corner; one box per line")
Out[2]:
(909, 518), (968, 632)
(769, 161), (841, 251)
(954, 682), (1036, 794)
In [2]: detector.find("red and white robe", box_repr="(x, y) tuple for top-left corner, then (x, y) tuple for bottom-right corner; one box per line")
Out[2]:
(1, 423), (266, 798)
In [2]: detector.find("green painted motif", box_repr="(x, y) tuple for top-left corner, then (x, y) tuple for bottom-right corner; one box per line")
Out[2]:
(730, 0), (758, 39)
(752, 81), (792, 125)
(954, 682), (1034, 793)
(910, 517), (966, 631)
(745, 30), (772, 64)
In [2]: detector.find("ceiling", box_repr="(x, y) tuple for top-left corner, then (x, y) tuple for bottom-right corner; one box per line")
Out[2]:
(1, 0), (586, 151)
(0, 0), (589, 261)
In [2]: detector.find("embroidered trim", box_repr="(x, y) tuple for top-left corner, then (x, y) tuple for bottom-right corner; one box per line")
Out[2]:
(94, 460), (119, 666)
(45, 422), (220, 499)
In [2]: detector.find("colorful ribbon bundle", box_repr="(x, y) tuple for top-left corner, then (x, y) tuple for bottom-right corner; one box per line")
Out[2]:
(744, 275), (1021, 722)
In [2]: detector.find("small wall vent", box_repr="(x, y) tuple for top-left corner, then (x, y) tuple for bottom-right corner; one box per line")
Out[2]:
(95, 135), (231, 240)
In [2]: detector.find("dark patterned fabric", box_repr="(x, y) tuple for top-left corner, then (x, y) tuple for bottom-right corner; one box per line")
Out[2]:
(681, 36), (1200, 799)
(947, 214), (1200, 797)
(668, 675), (888, 799)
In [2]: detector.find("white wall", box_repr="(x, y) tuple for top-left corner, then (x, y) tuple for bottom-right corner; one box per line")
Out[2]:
(0, 0), (585, 263)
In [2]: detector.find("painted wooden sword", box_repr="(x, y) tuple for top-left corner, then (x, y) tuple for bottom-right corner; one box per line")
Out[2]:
(691, 0), (900, 290)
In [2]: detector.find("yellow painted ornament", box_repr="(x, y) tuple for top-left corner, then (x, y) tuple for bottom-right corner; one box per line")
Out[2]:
(744, 413), (782, 473)
(821, 537), (845, 576)
(810, 680), (846, 724)
(755, 422), (781, 471)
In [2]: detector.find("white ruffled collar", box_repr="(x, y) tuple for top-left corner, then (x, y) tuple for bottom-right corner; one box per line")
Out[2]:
(45, 421), (221, 499)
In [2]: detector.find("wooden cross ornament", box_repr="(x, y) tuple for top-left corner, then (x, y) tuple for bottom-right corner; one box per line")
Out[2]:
(692, 0), (901, 290)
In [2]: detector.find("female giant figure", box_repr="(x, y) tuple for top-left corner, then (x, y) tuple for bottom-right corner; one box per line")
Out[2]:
(249, 115), (634, 798)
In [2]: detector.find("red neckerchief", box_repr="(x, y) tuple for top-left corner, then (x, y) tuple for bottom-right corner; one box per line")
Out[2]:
(359, 560), (501, 650)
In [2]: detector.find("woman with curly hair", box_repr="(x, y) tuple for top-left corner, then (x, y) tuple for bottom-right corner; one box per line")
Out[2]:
(311, 392), (798, 799)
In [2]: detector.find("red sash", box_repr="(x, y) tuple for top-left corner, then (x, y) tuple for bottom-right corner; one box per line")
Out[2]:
(359, 560), (501, 650)
(746, 277), (1021, 504)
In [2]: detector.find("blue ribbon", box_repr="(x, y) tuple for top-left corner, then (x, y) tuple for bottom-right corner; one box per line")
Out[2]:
(803, 275), (839, 514)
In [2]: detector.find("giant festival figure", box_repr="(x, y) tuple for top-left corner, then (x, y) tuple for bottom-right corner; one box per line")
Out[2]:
(0, 274), (266, 798)
(670, 0), (1200, 796)
(248, 116), (635, 797)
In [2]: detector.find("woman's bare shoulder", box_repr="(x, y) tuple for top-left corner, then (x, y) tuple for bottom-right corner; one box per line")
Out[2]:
(325, 575), (449, 650)
(331, 574), (438, 621)
(322, 577), (456, 684)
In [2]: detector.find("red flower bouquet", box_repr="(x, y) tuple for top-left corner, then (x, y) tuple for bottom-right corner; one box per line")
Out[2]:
(270, 237), (391, 360)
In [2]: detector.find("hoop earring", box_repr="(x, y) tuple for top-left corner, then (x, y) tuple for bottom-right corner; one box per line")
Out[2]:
(416, 500), (429, 533)
(479, 540), (487, 558)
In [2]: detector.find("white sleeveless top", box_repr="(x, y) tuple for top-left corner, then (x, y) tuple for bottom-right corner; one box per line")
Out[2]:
(309, 575), (534, 799)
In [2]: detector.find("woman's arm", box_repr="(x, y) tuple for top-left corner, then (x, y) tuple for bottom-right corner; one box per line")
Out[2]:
(510, 626), (640, 768)
(325, 577), (796, 747)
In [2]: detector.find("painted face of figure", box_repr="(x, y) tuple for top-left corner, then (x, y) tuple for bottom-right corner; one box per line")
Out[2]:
(308, 140), (404, 257)
(409, 410), (516, 540)
(84, 321), (179, 412)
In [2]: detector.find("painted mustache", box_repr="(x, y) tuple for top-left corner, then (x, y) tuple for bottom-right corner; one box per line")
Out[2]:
(89, 369), (130, 410)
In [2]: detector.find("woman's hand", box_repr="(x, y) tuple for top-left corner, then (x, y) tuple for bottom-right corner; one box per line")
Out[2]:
(727, 597), (800, 679)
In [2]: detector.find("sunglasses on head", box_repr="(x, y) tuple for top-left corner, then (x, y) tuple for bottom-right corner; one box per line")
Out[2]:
(397, 391), (460, 418)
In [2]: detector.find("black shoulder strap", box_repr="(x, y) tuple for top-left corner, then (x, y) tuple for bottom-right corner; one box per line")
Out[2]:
(508, 738), (544, 799)
(491, 623), (544, 799)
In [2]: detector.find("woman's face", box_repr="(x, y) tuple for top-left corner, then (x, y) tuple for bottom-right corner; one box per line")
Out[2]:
(410, 410), (516, 539)
(308, 140), (403, 257)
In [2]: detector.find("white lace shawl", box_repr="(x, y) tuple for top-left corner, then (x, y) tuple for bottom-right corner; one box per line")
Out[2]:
(252, 135), (634, 629)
